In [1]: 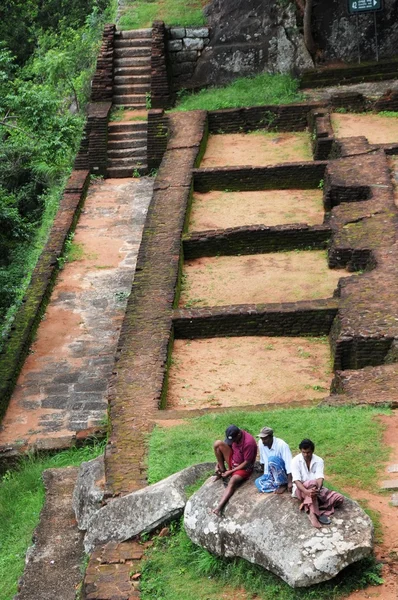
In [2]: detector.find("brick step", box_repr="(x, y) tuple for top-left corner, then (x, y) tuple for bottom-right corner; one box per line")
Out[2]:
(114, 38), (152, 49)
(115, 29), (152, 39)
(108, 122), (147, 133)
(108, 147), (147, 158)
(108, 139), (147, 150)
(114, 75), (151, 85)
(114, 57), (151, 68)
(114, 84), (150, 95)
(114, 66), (151, 77)
(106, 164), (148, 178)
(115, 47), (152, 58)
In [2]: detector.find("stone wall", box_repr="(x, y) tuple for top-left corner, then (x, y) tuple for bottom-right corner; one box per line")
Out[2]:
(183, 224), (331, 258)
(166, 26), (210, 90)
(151, 21), (172, 109)
(173, 299), (338, 339)
(147, 109), (169, 171)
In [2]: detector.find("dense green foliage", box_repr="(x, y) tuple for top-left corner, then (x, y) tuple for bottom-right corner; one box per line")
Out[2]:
(0, 1), (114, 344)
(118, 0), (206, 30)
(140, 521), (383, 600)
(0, 441), (105, 600)
(173, 73), (304, 111)
(147, 405), (390, 489)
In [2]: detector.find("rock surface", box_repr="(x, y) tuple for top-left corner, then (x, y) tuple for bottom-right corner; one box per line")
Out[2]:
(190, 0), (313, 87)
(184, 475), (373, 588)
(83, 462), (214, 553)
(72, 455), (105, 531)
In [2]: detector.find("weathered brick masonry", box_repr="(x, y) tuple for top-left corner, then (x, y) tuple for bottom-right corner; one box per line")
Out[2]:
(173, 299), (338, 339)
(0, 171), (90, 421)
(91, 24), (115, 102)
(183, 224), (331, 258)
(147, 108), (169, 171)
(104, 111), (208, 498)
(193, 162), (327, 192)
(151, 21), (172, 109)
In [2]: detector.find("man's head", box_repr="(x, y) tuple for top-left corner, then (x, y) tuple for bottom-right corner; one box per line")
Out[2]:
(225, 425), (241, 446)
(257, 426), (273, 448)
(299, 438), (315, 461)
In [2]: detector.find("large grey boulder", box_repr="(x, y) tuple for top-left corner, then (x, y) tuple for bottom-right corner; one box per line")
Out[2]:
(184, 475), (373, 588)
(72, 455), (105, 531)
(83, 462), (214, 553)
(189, 0), (313, 88)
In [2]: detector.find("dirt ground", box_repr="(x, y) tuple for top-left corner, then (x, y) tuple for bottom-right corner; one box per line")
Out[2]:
(201, 132), (313, 167)
(188, 189), (325, 231)
(344, 412), (398, 600)
(331, 113), (398, 144)
(167, 337), (332, 410)
(180, 251), (346, 307)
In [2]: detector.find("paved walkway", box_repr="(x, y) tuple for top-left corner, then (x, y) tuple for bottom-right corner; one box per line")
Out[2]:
(0, 177), (153, 452)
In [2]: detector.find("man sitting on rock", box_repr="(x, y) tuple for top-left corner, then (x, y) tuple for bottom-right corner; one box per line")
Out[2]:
(213, 425), (257, 516)
(291, 438), (344, 528)
(255, 426), (293, 494)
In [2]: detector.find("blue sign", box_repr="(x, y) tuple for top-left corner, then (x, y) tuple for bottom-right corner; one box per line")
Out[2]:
(348, 0), (382, 13)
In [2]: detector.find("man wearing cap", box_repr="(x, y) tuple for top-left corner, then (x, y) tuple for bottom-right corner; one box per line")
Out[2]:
(212, 425), (257, 516)
(255, 427), (293, 495)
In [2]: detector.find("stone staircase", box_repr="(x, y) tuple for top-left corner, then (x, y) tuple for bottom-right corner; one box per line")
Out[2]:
(113, 29), (151, 108)
(107, 121), (148, 178)
(106, 29), (151, 178)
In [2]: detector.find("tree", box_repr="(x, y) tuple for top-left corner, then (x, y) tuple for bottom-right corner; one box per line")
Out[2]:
(294, 0), (316, 56)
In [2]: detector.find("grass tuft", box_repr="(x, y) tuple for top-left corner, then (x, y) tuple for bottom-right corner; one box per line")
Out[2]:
(140, 520), (384, 600)
(173, 73), (304, 112)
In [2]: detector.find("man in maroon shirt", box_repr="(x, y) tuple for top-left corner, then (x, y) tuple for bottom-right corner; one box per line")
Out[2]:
(212, 425), (257, 516)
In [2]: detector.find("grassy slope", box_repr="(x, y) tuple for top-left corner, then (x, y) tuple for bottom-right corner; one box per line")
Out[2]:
(118, 0), (207, 29)
(173, 73), (304, 112)
(0, 443), (105, 600)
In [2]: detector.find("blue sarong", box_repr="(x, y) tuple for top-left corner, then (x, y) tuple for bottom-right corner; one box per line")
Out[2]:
(255, 455), (288, 493)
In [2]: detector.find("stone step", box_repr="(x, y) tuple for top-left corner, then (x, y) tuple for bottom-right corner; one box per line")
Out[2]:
(115, 29), (152, 39)
(114, 84), (150, 95)
(108, 156), (146, 166)
(112, 100), (147, 109)
(108, 148), (147, 159)
(106, 165), (148, 178)
(114, 66), (151, 77)
(108, 122), (147, 133)
(114, 75), (151, 85)
(380, 479), (398, 491)
(114, 57), (151, 68)
(108, 139), (147, 150)
(115, 47), (152, 58)
(114, 38), (152, 49)
(387, 464), (398, 473)
(392, 493), (398, 506)
(113, 94), (146, 103)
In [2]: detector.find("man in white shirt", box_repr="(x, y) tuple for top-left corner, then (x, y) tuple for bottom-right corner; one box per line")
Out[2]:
(291, 438), (343, 528)
(255, 427), (293, 494)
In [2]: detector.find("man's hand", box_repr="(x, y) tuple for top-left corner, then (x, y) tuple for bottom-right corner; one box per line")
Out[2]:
(306, 484), (319, 498)
(221, 470), (232, 478)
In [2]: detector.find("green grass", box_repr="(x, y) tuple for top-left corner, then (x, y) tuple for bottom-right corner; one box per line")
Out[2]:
(142, 406), (390, 600)
(118, 0), (206, 30)
(140, 520), (384, 600)
(147, 406), (390, 490)
(173, 73), (304, 112)
(0, 442), (105, 600)
(377, 111), (398, 118)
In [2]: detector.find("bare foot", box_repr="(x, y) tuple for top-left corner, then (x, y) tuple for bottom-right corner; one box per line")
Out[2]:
(274, 485), (287, 495)
(309, 512), (322, 528)
(212, 508), (222, 517)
